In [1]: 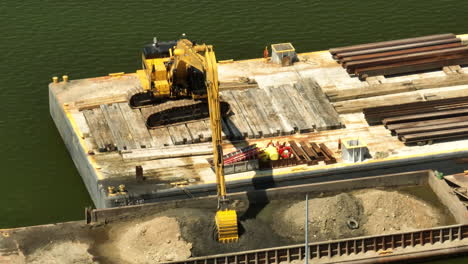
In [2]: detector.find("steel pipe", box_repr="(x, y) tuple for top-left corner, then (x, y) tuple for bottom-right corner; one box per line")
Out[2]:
(329, 33), (456, 55)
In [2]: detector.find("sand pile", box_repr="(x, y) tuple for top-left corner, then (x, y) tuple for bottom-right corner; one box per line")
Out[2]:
(354, 189), (442, 234)
(274, 193), (365, 241)
(26, 241), (96, 264)
(115, 216), (192, 264)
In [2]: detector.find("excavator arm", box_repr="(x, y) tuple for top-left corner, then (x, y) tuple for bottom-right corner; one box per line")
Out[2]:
(204, 45), (239, 243)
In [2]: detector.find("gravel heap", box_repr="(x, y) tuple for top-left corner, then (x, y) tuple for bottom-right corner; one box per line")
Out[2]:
(115, 216), (192, 264)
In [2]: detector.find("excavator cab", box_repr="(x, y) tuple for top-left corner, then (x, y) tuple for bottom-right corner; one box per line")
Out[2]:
(142, 40), (177, 59)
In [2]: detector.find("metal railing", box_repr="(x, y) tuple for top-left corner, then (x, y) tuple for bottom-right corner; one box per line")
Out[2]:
(163, 224), (467, 264)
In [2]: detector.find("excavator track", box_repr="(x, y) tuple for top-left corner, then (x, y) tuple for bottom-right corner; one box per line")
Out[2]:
(129, 91), (162, 109)
(145, 99), (230, 129)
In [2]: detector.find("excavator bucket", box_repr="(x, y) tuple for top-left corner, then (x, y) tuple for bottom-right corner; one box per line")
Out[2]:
(215, 209), (239, 243)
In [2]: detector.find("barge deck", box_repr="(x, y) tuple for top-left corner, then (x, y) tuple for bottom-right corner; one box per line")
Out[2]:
(49, 34), (468, 208)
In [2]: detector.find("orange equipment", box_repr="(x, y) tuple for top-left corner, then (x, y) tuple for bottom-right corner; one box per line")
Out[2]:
(263, 46), (269, 58)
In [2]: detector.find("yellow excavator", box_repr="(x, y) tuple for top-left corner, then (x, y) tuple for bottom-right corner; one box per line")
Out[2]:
(133, 38), (238, 243)
(131, 38), (229, 128)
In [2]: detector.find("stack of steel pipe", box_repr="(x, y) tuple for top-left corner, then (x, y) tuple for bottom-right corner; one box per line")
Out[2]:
(330, 34), (468, 80)
(363, 96), (468, 144)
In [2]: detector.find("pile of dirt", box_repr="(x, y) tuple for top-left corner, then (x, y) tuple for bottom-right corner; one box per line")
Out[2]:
(160, 208), (289, 257)
(26, 241), (96, 264)
(273, 188), (446, 243)
(354, 189), (442, 234)
(115, 216), (192, 263)
(274, 193), (365, 242)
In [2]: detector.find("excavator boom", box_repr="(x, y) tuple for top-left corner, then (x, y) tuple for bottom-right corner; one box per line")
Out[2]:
(204, 45), (239, 243)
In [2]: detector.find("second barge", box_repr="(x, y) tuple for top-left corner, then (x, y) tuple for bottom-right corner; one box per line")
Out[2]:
(1, 170), (467, 263)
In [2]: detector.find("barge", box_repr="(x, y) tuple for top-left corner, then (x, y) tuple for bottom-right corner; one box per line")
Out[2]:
(1, 170), (467, 263)
(49, 33), (468, 208)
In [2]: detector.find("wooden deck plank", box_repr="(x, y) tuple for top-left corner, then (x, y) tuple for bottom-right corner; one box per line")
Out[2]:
(82, 109), (107, 151)
(232, 90), (271, 137)
(88, 107), (116, 151)
(298, 78), (343, 130)
(101, 104), (138, 150)
(75, 94), (128, 111)
(148, 127), (174, 147)
(168, 124), (193, 145)
(263, 86), (299, 133)
(221, 118), (243, 140)
(283, 83), (316, 131)
(271, 85), (307, 131)
(186, 121), (207, 143)
(257, 88), (294, 135)
(118, 103), (154, 148)
(228, 90), (258, 138)
(249, 89), (285, 136)
(139, 105), (158, 120)
(220, 119), (230, 140)
(230, 90), (262, 138)
(244, 89), (277, 137)
(281, 84), (317, 132)
(246, 90), (276, 137)
(295, 80), (331, 129)
(220, 91), (248, 139)
(100, 104), (125, 151)
(221, 91), (254, 138)
(201, 121), (214, 141)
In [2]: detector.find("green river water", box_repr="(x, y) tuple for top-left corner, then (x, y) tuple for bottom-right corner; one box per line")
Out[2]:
(1, 0), (467, 262)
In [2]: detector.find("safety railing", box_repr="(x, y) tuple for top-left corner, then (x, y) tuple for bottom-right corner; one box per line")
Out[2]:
(163, 224), (467, 264)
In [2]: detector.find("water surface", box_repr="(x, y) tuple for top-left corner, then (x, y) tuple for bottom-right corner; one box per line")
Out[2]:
(1, 0), (467, 262)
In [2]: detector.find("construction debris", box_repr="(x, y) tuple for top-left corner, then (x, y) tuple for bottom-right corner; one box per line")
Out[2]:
(219, 141), (337, 174)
